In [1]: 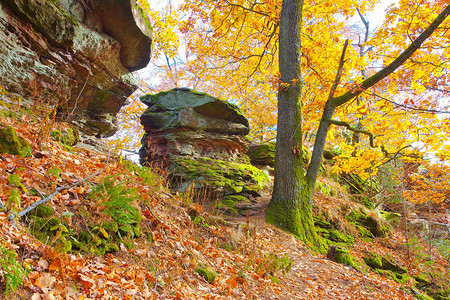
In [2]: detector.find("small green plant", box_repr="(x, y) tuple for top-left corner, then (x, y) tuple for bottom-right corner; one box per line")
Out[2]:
(0, 244), (29, 297)
(8, 173), (27, 193)
(7, 188), (21, 214)
(433, 239), (450, 262)
(90, 176), (141, 238)
(47, 166), (62, 179)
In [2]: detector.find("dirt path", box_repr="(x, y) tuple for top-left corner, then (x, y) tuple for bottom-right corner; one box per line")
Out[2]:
(231, 202), (415, 300)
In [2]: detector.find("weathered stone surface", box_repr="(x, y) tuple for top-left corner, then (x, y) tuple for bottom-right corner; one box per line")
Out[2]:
(141, 88), (249, 133)
(140, 89), (270, 214)
(0, 0), (152, 137)
(247, 142), (276, 167)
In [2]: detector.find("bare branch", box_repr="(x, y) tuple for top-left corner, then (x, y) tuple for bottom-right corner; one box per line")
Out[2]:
(222, 0), (273, 18)
(331, 4), (450, 108)
(327, 39), (349, 100)
(369, 92), (450, 114)
(12, 151), (111, 220)
(328, 119), (375, 147)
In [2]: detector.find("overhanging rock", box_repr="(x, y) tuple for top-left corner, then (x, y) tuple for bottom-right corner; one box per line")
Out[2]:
(139, 88), (270, 215)
(0, 0), (152, 137)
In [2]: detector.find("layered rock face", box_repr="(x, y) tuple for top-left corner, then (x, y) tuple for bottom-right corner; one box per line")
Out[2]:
(0, 0), (152, 137)
(140, 88), (269, 214)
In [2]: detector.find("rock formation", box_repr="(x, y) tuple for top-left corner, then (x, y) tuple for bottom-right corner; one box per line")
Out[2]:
(140, 88), (270, 214)
(0, 0), (152, 137)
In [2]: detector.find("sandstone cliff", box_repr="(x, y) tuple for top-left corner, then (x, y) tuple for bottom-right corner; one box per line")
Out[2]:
(0, 0), (152, 137)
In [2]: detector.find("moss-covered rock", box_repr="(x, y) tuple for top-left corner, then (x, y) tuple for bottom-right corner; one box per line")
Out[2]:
(50, 126), (78, 146)
(195, 266), (216, 283)
(376, 269), (412, 284)
(170, 156), (269, 214)
(363, 252), (407, 274)
(346, 207), (390, 237)
(410, 287), (434, 300)
(327, 246), (357, 268)
(380, 211), (401, 228)
(0, 124), (31, 157)
(171, 157), (269, 193)
(247, 142), (276, 167)
(413, 273), (431, 288)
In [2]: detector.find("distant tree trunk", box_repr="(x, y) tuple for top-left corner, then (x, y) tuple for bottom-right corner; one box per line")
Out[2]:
(265, 0), (326, 252)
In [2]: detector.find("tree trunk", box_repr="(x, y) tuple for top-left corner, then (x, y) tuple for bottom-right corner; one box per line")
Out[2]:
(265, 0), (326, 253)
(266, 1), (449, 254)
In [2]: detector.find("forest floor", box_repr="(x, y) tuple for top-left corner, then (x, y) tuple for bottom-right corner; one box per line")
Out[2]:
(0, 107), (449, 299)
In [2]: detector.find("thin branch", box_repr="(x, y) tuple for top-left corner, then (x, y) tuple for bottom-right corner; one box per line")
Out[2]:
(369, 92), (450, 114)
(248, 23), (279, 78)
(331, 4), (450, 108)
(11, 151), (111, 220)
(70, 74), (90, 116)
(327, 119), (375, 147)
(327, 39), (349, 100)
(222, 0), (273, 18)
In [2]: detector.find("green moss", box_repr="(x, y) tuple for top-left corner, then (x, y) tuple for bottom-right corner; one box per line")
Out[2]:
(266, 189), (327, 254)
(380, 211), (401, 228)
(364, 252), (407, 274)
(105, 243), (119, 253)
(376, 270), (411, 284)
(410, 287), (434, 300)
(333, 247), (357, 268)
(326, 230), (355, 245)
(347, 208), (390, 237)
(313, 214), (332, 229)
(193, 216), (205, 226)
(29, 216), (62, 243)
(364, 253), (383, 269)
(220, 195), (250, 214)
(171, 156), (269, 199)
(133, 225), (142, 238)
(414, 273), (431, 288)
(195, 266), (216, 283)
(0, 124), (31, 157)
(78, 231), (92, 244)
(30, 204), (55, 218)
(135, 4), (153, 30)
(102, 221), (119, 233)
(50, 127), (78, 146)
(247, 142), (276, 167)
(427, 289), (450, 300)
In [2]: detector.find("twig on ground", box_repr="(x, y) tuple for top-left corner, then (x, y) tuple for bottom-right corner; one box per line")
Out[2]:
(8, 151), (110, 222)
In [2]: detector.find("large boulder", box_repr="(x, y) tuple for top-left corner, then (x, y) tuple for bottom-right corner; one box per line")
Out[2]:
(0, 0), (152, 137)
(140, 89), (270, 214)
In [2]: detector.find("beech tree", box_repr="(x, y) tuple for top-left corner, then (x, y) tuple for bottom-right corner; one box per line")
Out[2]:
(267, 1), (450, 251)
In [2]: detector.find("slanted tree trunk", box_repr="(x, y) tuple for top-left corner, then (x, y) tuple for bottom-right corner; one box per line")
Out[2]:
(265, 0), (326, 252)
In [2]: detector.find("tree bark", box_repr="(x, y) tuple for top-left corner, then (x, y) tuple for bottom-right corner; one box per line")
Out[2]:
(266, 0), (325, 252)
(266, 3), (449, 253)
